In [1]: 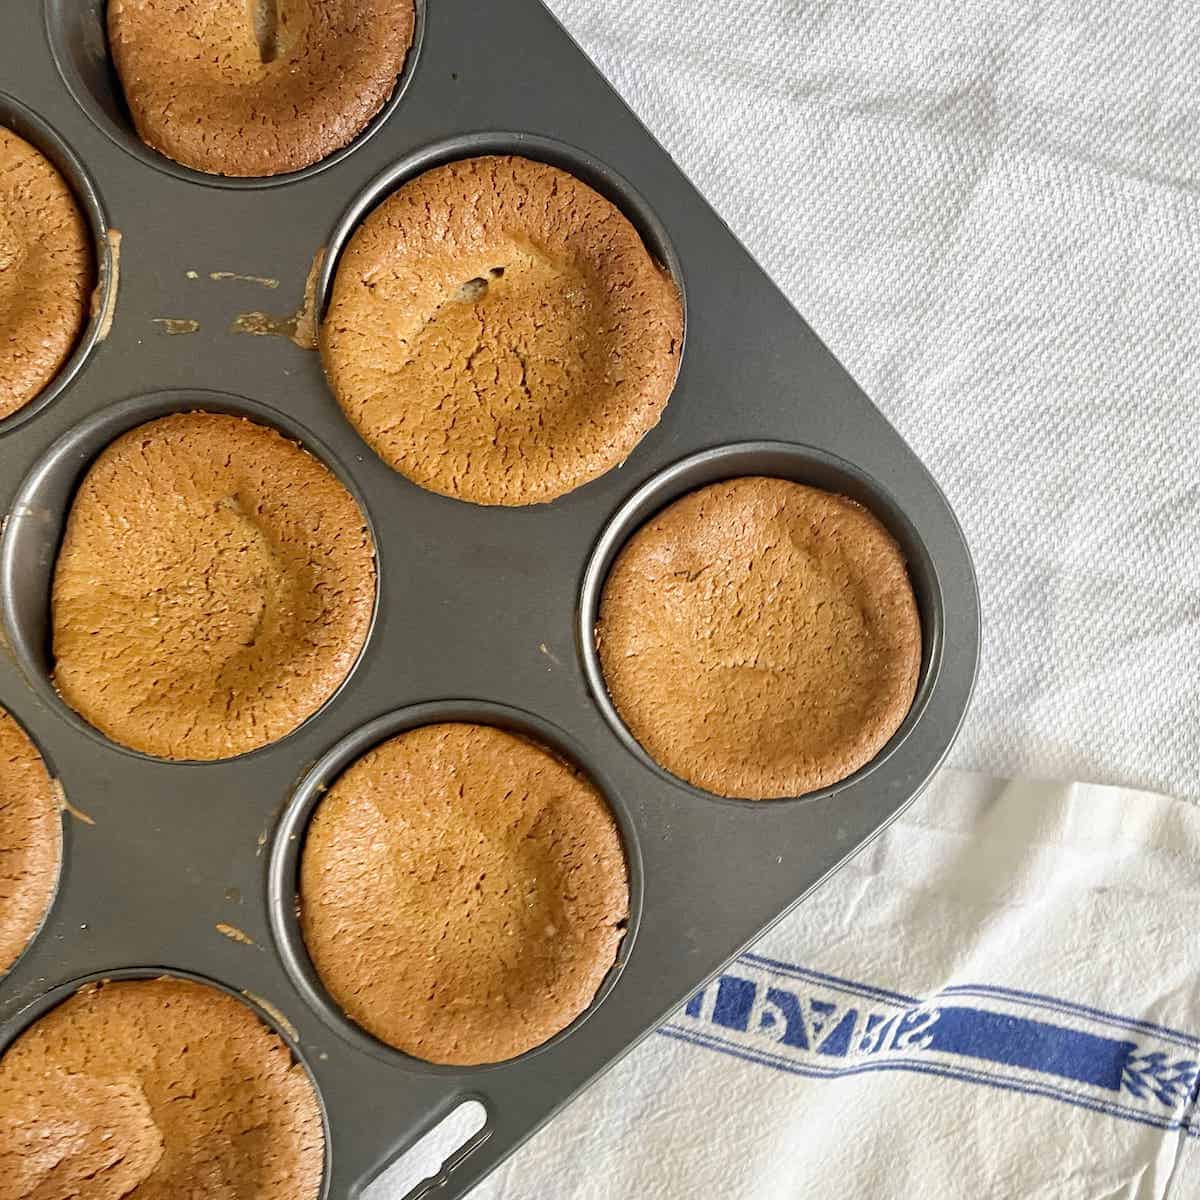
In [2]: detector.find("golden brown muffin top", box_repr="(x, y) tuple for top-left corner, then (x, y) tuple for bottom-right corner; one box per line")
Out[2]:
(0, 978), (323, 1200)
(300, 723), (629, 1065)
(0, 127), (91, 420)
(597, 477), (922, 799)
(108, 0), (416, 177)
(51, 412), (375, 761)
(321, 155), (683, 506)
(0, 709), (60, 974)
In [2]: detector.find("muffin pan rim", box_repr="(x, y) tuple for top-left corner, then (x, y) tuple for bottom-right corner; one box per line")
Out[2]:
(0, 389), (383, 767)
(0, 90), (116, 438)
(577, 439), (946, 808)
(267, 698), (644, 1077)
(43, 0), (429, 190)
(0, 963), (334, 1200)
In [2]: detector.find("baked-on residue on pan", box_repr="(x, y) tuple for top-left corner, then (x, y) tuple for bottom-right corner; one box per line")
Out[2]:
(322, 155), (683, 506)
(0, 978), (323, 1199)
(299, 722), (629, 1065)
(0, 127), (91, 420)
(597, 477), (922, 799)
(51, 412), (376, 761)
(108, 0), (417, 177)
(0, 708), (60, 974)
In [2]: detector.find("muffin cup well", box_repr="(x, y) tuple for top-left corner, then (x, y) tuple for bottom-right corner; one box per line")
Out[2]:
(315, 133), (688, 507)
(0, 92), (115, 436)
(268, 699), (643, 1074)
(578, 441), (946, 807)
(44, 0), (426, 189)
(0, 390), (380, 764)
(0, 965), (331, 1199)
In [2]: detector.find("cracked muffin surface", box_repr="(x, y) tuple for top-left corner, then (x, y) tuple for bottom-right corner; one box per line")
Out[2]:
(321, 155), (683, 506)
(108, 0), (416, 177)
(299, 722), (629, 1065)
(51, 412), (375, 761)
(0, 977), (323, 1200)
(0, 708), (60, 975)
(597, 477), (922, 799)
(0, 127), (91, 420)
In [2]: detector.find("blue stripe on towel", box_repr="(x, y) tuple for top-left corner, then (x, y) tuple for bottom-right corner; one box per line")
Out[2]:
(659, 953), (1200, 1135)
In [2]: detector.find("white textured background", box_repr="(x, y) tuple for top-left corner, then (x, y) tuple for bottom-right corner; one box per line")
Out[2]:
(544, 0), (1200, 802)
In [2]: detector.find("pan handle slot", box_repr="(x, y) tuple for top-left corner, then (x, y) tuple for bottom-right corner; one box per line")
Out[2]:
(365, 1099), (490, 1200)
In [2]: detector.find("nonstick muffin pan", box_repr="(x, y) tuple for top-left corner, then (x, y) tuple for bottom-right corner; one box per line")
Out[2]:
(0, 1), (980, 1196)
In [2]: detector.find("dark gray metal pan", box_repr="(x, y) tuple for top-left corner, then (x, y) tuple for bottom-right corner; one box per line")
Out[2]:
(0, 2), (979, 1196)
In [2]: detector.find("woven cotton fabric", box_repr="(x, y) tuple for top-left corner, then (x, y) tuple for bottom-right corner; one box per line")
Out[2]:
(545, 0), (1200, 802)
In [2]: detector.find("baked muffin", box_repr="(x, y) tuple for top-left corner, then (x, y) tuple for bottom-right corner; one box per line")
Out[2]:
(0, 127), (91, 420)
(597, 477), (921, 799)
(108, 0), (416, 176)
(0, 978), (323, 1199)
(321, 155), (683, 505)
(51, 412), (375, 760)
(0, 708), (60, 974)
(300, 722), (629, 1065)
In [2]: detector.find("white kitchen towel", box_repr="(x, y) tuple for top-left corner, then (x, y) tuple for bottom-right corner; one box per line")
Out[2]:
(369, 0), (1200, 1195)
(370, 772), (1200, 1199)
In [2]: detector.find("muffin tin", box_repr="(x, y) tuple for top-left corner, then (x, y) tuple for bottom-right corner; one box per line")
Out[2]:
(0, 1), (980, 1196)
